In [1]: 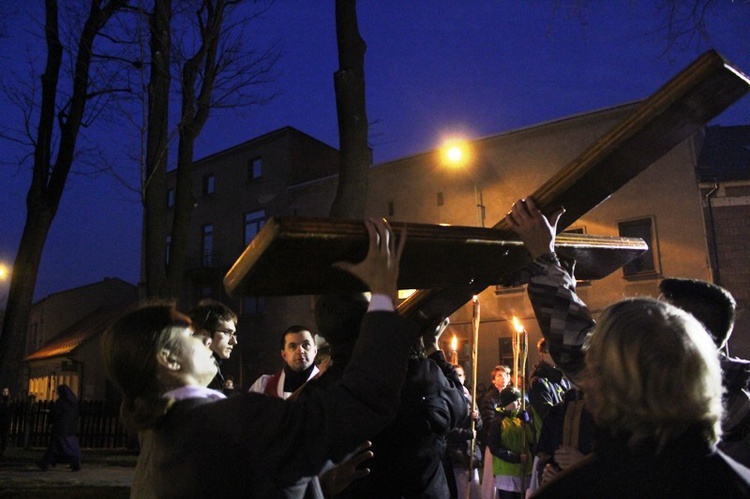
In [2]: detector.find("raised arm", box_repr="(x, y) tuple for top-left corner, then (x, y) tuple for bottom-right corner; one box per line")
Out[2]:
(506, 198), (594, 376)
(333, 218), (406, 304)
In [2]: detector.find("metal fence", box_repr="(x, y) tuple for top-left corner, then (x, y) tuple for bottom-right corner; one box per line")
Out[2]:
(3, 399), (132, 449)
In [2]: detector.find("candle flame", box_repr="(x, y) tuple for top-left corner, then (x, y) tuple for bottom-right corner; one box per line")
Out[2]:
(512, 316), (525, 333)
(451, 334), (458, 352)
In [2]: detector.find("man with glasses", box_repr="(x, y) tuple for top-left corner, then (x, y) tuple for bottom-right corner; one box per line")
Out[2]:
(188, 299), (239, 390)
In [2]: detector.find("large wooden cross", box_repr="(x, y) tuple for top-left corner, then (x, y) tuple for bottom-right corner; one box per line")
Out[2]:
(224, 50), (749, 331)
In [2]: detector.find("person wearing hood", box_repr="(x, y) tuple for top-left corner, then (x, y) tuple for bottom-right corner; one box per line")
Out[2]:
(37, 384), (81, 472)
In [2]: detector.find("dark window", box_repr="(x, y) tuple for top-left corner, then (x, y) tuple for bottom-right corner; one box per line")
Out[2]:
(618, 217), (658, 278)
(244, 210), (266, 245)
(242, 296), (265, 316)
(248, 157), (262, 180)
(498, 336), (514, 367)
(202, 224), (214, 266)
(437, 192), (444, 206)
(202, 174), (215, 195)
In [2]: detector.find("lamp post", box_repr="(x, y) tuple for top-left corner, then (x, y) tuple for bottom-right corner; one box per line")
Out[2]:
(440, 139), (486, 228)
(0, 263), (9, 308)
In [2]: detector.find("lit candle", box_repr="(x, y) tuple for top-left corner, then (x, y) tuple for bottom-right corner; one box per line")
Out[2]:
(450, 334), (458, 364)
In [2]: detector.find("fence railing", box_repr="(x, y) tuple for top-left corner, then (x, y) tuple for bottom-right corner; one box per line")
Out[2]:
(3, 399), (132, 449)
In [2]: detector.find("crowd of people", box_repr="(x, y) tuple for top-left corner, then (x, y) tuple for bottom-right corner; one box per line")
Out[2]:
(92, 203), (750, 498)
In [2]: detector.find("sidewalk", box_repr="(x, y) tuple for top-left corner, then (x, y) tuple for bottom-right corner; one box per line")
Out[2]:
(0, 447), (136, 498)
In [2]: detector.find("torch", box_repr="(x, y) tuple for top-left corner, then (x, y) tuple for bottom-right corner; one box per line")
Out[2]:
(512, 316), (529, 493)
(467, 296), (481, 478)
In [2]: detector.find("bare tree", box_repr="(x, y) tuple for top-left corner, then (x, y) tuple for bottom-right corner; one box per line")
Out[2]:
(0, 0), (130, 393)
(329, 0), (369, 219)
(142, 0), (278, 301)
(143, 0), (172, 298)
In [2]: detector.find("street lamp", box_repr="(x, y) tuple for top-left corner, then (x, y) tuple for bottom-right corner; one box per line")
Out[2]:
(439, 138), (486, 227)
(0, 263), (9, 309)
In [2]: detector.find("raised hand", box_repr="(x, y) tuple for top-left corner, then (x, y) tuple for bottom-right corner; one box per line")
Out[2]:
(505, 197), (564, 259)
(319, 441), (374, 496)
(332, 218), (406, 302)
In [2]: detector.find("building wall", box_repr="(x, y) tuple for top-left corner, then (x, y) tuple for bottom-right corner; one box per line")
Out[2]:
(26, 279), (137, 356)
(282, 104), (714, 387)
(702, 180), (750, 359)
(165, 127), (340, 387)
(171, 110), (735, 389)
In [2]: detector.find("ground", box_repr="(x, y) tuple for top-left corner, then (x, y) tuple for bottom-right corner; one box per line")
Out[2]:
(0, 447), (135, 497)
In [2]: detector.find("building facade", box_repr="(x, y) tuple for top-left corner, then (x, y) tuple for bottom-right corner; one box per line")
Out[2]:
(164, 108), (748, 389)
(697, 125), (750, 358)
(23, 278), (137, 401)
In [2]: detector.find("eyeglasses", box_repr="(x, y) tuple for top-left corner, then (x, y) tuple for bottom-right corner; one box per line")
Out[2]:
(216, 329), (238, 340)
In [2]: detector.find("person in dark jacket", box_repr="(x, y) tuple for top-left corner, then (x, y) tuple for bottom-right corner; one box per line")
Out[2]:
(480, 364), (513, 498)
(37, 384), (82, 471)
(187, 299), (238, 391)
(101, 218), (419, 498)
(337, 317), (469, 498)
(659, 277), (750, 467)
(530, 370), (596, 493)
(527, 338), (569, 427)
(445, 364), (483, 499)
(0, 387), (11, 458)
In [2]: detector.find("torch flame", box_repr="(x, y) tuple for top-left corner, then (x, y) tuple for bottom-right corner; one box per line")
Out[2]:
(451, 334), (458, 352)
(512, 316), (524, 333)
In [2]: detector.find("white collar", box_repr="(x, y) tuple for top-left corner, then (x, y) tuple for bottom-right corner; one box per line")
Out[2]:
(163, 385), (226, 402)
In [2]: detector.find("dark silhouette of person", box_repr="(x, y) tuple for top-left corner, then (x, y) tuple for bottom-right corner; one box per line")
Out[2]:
(37, 384), (82, 471)
(0, 387), (11, 458)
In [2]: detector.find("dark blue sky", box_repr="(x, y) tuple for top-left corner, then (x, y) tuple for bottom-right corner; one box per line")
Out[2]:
(1, 1), (748, 304)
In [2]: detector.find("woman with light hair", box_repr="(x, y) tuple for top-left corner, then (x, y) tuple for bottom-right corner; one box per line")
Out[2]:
(533, 297), (750, 497)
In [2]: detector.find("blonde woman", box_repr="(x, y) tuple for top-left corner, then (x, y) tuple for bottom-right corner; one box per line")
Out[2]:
(507, 197), (750, 497)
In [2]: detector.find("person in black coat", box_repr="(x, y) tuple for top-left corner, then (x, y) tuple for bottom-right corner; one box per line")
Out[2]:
(0, 387), (10, 458)
(101, 218), (421, 498)
(338, 319), (469, 498)
(37, 384), (82, 471)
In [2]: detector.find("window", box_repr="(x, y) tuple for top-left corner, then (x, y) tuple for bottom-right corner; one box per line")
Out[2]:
(248, 157), (262, 180)
(242, 296), (265, 316)
(202, 174), (215, 196)
(618, 217), (659, 278)
(202, 224), (214, 266)
(437, 192), (444, 207)
(498, 336), (514, 367)
(167, 188), (175, 208)
(244, 210), (266, 245)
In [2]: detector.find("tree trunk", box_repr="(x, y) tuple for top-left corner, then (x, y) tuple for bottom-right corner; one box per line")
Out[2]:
(167, 0), (227, 302)
(143, 0), (172, 299)
(0, 0), (127, 393)
(330, 0), (370, 219)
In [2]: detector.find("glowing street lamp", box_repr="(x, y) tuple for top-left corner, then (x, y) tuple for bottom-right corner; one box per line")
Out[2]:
(439, 138), (485, 227)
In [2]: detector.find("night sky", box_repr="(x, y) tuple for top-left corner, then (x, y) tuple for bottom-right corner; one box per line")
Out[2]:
(0, 1), (748, 304)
